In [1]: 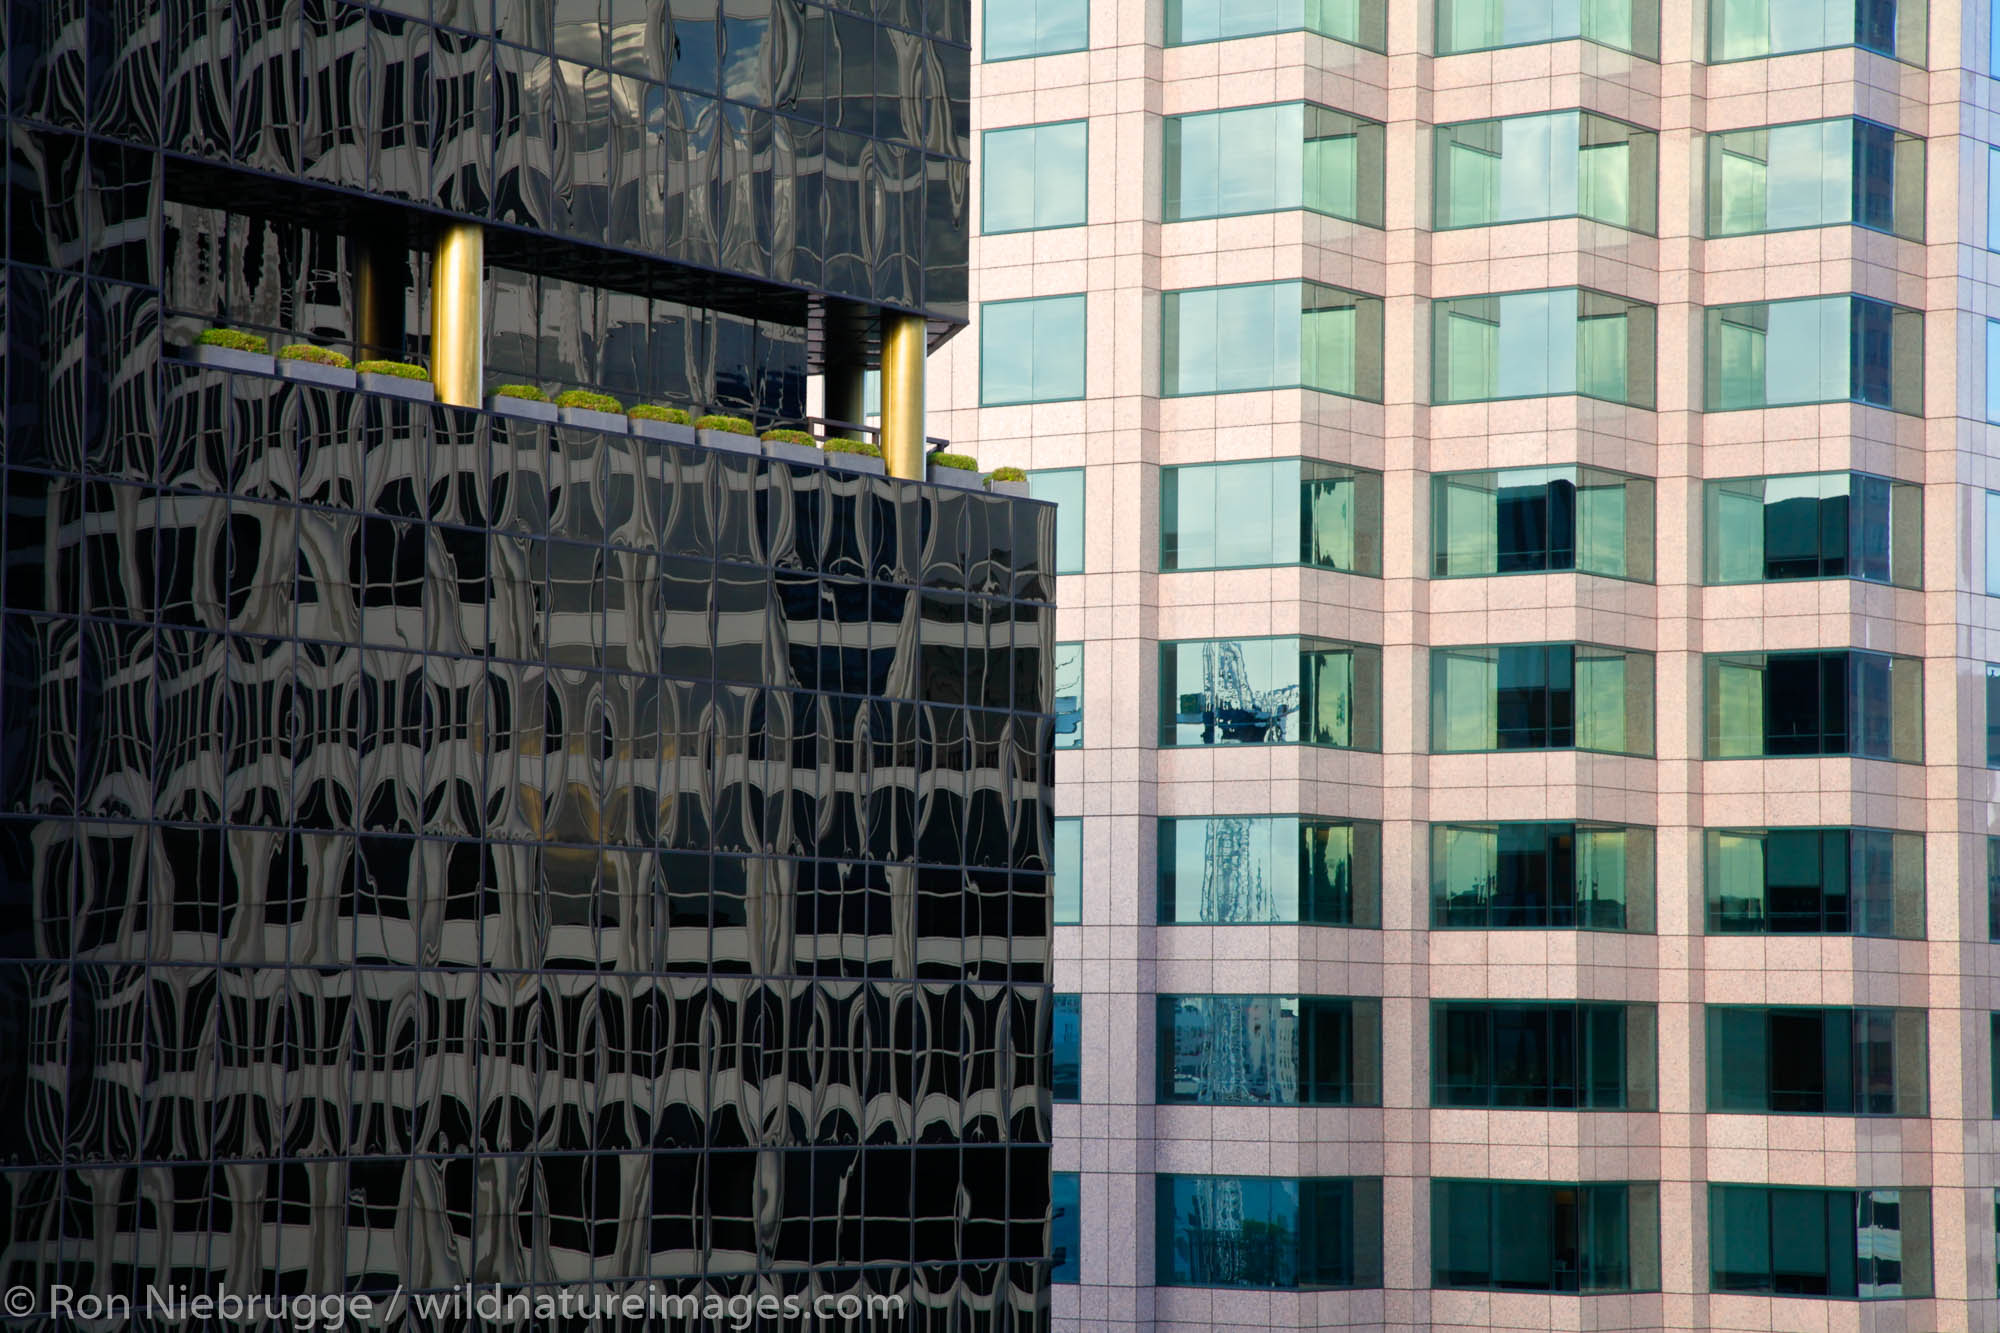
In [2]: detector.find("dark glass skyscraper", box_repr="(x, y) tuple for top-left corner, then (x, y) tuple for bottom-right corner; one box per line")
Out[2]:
(0, 2), (1054, 1326)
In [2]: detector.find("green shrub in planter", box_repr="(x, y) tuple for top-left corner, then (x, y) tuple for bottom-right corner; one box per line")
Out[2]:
(490, 383), (550, 402)
(355, 360), (431, 381)
(931, 451), (978, 471)
(628, 404), (690, 424)
(694, 414), (755, 435)
(823, 437), (883, 458)
(555, 389), (623, 412)
(277, 344), (352, 368)
(987, 466), (1028, 483)
(197, 328), (269, 353)
(759, 429), (818, 447)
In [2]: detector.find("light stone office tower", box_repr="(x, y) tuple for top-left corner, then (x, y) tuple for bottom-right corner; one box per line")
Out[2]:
(925, 0), (2000, 1328)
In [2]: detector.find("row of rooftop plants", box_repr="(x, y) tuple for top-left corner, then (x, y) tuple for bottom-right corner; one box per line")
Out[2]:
(193, 329), (1028, 493)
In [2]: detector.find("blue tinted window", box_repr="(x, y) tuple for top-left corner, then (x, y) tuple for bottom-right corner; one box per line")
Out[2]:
(981, 296), (1086, 405)
(983, 121), (1089, 233)
(1157, 1176), (1383, 1289)
(1158, 996), (1382, 1105)
(1051, 1172), (1080, 1283)
(1053, 817), (1081, 923)
(985, 0), (1089, 60)
(1052, 993), (1080, 1101)
(1027, 469), (1085, 573)
(1053, 641), (1083, 748)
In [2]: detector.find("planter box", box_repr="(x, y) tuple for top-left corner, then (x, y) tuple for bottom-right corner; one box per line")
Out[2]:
(362, 372), (435, 402)
(558, 405), (627, 433)
(278, 358), (357, 389)
(763, 439), (823, 467)
(194, 345), (274, 375)
(928, 463), (983, 490)
(698, 428), (761, 456)
(488, 394), (556, 422)
(823, 450), (886, 477)
(630, 417), (697, 445)
(985, 479), (1030, 498)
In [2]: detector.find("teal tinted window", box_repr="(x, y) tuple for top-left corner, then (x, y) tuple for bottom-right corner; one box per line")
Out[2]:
(1989, 320), (2000, 421)
(1053, 641), (1083, 748)
(1051, 1172), (1080, 1283)
(1164, 459), (1383, 574)
(1432, 288), (1655, 407)
(1432, 466), (1653, 580)
(1709, 1186), (1933, 1298)
(1158, 816), (1381, 926)
(1437, 0), (1659, 56)
(1027, 468), (1084, 574)
(1705, 828), (1923, 937)
(983, 121), (1088, 233)
(1992, 1016), (1999, 1117)
(1708, 0), (1924, 64)
(1160, 637), (1382, 750)
(1053, 816), (1082, 923)
(1987, 492), (2000, 593)
(981, 296), (1085, 405)
(1988, 665), (2000, 767)
(1157, 1176), (1384, 1289)
(1435, 111), (1657, 232)
(1703, 295), (1922, 414)
(1052, 993), (1080, 1101)
(1432, 1181), (1660, 1292)
(1702, 650), (1923, 761)
(1990, 838), (2000, 940)
(1430, 822), (1655, 931)
(1163, 282), (1383, 400)
(1702, 472), (1920, 587)
(1432, 1002), (1656, 1108)
(1165, 103), (1385, 226)
(1429, 644), (1655, 756)
(1989, 148), (2000, 249)
(1706, 1006), (1927, 1115)
(1158, 996), (1382, 1105)
(985, 0), (1089, 60)
(1707, 119), (1924, 240)
(1165, 0), (1387, 48)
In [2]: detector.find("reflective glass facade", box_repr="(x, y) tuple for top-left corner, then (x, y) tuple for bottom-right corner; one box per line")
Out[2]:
(1165, 104), (1386, 226)
(1706, 118), (1925, 240)
(1432, 288), (1657, 407)
(1708, 0), (1925, 64)
(1157, 1176), (1385, 1289)
(1703, 472), (1921, 587)
(1703, 650), (1924, 761)
(1158, 996), (1383, 1105)
(1704, 827), (1924, 937)
(1166, 0), (1389, 49)
(1435, 112), (1658, 233)
(1431, 1002), (1657, 1108)
(1703, 295), (1924, 414)
(1436, 0), (1660, 57)
(1431, 1181), (1661, 1292)
(984, 120), (1089, 233)
(1432, 466), (1654, 580)
(1164, 460), (1383, 574)
(1709, 1186), (1932, 1298)
(1430, 822), (1656, 931)
(1429, 644), (1655, 755)
(1160, 638), (1383, 750)
(1158, 817), (1383, 926)
(1706, 1007), (1928, 1116)
(1163, 282), (1385, 400)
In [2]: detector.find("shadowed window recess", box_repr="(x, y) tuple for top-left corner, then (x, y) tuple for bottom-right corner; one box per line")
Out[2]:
(1433, 466), (1653, 581)
(1706, 1007), (1928, 1116)
(1430, 821), (1656, 931)
(1704, 827), (1923, 937)
(1709, 1186), (1932, 1298)
(1431, 1181), (1661, 1292)
(1703, 650), (1923, 761)
(1430, 644), (1655, 756)
(1432, 1002), (1657, 1109)
(1703, 473), (1920, 587)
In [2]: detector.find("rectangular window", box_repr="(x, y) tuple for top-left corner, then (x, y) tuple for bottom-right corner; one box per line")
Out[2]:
(1429, 643), (1655, 756)
(1159, 816), (1382, 926)
(1702, 472), (1920, 587)
(1429, 822), (1656, 931)
(1703, 295), (1922, 414)
(1157, 1176), (1384, 1289)
(1165, 103), (1386, 227)
(1432, 466), (1654, 581)
(1706, 1006), (1927, 1115)
(1989, 838), (2000, 941)
(1026, 469), (1084, 574)
(1165, 0), (1388, 49)
(1990, 320), (2000, 422)
(1053, 641), (1083, 749)
(1436, 0), (1660, 56)
(1702, 650), (1923, 761)
(1435, 111), (1658, 233)
(1431, 288), (1656, 407)
(1708, 0), (1924, 64)
(1705, 827), (1923, 938)
(1431, 1002), (1657, 1108)
(1052, 993), (1080, 1101)
(984, 0), (1089, 60)
(1160, 637), (1382, 750)
(1164, 281), (1384, 400)
(1707, 119), (1924, 241)
(1431, 1180), (1660, 1292)
(1053, 816), (1081, 924)
(982, 121), (1088, 233)
(1158, 996), (1383, 1105)
(1988, 492), (2000, 594)
(981, 296), (1085, 406)
(1164, 459), (1383, 574)
(1991, 1014), (1999, 1118)
(1052, 1172), (1079, 1283)
(1709, 1185), (1932, 1298)
(1989, 147), (2000, 250)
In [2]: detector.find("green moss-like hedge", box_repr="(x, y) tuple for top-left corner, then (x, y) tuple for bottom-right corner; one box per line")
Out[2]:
(489, 383), (550, 402)
(823, 437), (883, 458)
(628, 404), (690, 423)
(555, 389), (623, 412)
(986, 466), (1028, 483)
(277, 344), (351, 368)
(355, 360), (431, 381)
(760, 429), (818, 447)
(694, 414), (755, 435)
(931, 452), (978, 471)
(197, 328), (269, 353)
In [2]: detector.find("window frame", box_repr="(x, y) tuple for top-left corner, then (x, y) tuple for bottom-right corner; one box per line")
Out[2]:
(1159, 635), (1385, 751)
(1161, 456), (1385, 576)
(1703, 115), (1925, 242)
(1157, 814), (1384, 927)
(1429, 285), (1658, 408)
(1432, 108), (1660, 235)
(980, 118), (1090, 235)
(1162, 100), (1387, 228)
(1161, 279), (1386, 401)
(982, 0), (1090, 62)
(979, 294), (1087, 407)
(1430, 463), (1656, 583)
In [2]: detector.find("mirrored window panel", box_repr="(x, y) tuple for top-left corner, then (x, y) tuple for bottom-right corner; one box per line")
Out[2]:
(1987, 664), (2000, 768)
(982, 295), (1087, 405)
(1432, 288), (1656, 407)
(1052, 1172), (1080, 1283)
(1990, 838), (2000, 940)
(1430, 643), (1655, 755)
(1166, 103), (1385, 226)
(1160, 637), (1383, 750)
(1432, 1181), (1661, 1293)
(1158, 816), (1382, 926)
(1706, 1006), (1927, 1116)
(1028, 468), (1086, 574)
(1703, 295), (1923, 414)
(1052, 993), (1081, 1100)
(1165, 460), (1383, 574)
(1157, 1176), (1385, 1290)
(1430, 821), (1656, 931)
(1709, 1186), (1932, 1299)
(1707, 118), (1924, 240)
(1703, 650), (1923, 761)
(1708, 0), (1924, 64)
(1705, 828), (1924, 938)
(1703, 472), (1921, 587)
(985, 0), (1090, 60)
(1158, 996), (1383, 1105)
(1432, 466), (1653, 581)
(1437, 0), (1660, 56)
(1166, 0), (1388, 48)
(1163, 282), (1384, 400)
(1432, 1002), (1657, 1109)
(983, 120), (1089, 233)
(1054, 641), (1084, 748)
(1054, 816), (1083, 923)
(1435, 111), (1657, 232)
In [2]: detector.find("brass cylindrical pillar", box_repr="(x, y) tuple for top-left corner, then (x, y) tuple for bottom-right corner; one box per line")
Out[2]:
(879, 313), (927, 480)
(429, 222), (484, 407)
(352, 236), (404, 363)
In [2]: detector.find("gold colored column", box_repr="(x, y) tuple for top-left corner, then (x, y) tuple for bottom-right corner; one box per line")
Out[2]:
(879, 313), (927, 480)
(429, 222), (484, 407)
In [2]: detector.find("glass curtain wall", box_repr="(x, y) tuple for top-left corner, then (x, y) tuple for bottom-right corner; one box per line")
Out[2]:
(1157, 1177), (1385, 1289)
(1431, 1002), (1658, 1108)
(1431, 1181), (1661, 1292)
(1432, 466), (1654, 580)
(1703, 650), (1923, 761)
(1165, 104), (1386, 226)
(1435, 111), (1658, 232)
(1432, 288), (1656, 406)
(1166, 0), (1388, 48)
(1430, 822), (1656, 930)
(1706, 118), (1924, 239)
(1160, 638), (1382, 749)
(1158, 996), (1383, 1105)
(1164, 282), (1384, 400)
(1436, 0), (1660, 55)
(1709, 1186), (1933, 1298)
(1706, 1006), (1927, 1116)
(1704, 296), (1923, 414)
(1708, 0), (1924, 63)
(1704, 828), (1923, 937)
(1429, 644), (1655, 755)
(1165, 460), (1383, 574)
(1703, 473), (1921, 587)
(1158, 816), (1382, 926)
